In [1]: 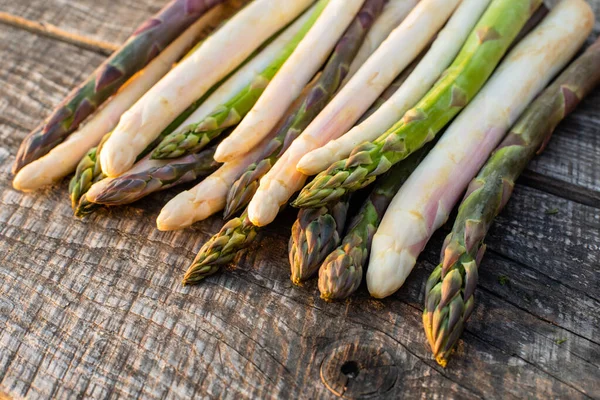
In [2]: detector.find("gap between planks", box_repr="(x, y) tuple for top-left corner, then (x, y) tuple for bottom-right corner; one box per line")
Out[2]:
(0, 11), (118, 56)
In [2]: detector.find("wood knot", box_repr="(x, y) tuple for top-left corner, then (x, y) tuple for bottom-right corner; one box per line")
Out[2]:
(320, 342), (397, 399)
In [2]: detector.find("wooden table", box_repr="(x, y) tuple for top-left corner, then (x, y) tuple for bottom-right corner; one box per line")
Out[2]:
(1, 1), (599, 398)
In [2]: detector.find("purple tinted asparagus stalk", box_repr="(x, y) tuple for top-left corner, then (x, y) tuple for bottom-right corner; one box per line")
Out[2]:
(13, 0), (224, 173)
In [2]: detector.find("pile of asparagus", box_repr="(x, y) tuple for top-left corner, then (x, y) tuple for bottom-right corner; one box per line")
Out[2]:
(12, 0), (600, 367)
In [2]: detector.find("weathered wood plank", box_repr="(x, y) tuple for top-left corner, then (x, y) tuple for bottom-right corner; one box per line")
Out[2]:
(1, 2), (600, 399)
(0, 0), (165, 46)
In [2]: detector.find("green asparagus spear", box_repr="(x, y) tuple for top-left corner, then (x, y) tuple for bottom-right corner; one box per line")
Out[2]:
(423, 37), (600, 368)
(13, 0), (224, 173)
(318, 141), (434, 301)
(293, 0), (542, 208)
(290, 196), (350, 284)
(223, 0), (389, 218)
(150, 0), (329, 160)
(183, 211), (259, 285)
(90, 147), (221, 206)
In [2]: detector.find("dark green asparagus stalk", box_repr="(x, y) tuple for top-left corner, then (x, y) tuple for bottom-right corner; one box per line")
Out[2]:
(423, 37), (600, 368)
(88, 146), (221, 206)
(222, 0), (387, 219)
(318, 141), (434, 301)
(13, 0), (224, 173)
(183, 211), (259, 285)
(289, 196), (350, 284)
(293, 0), (543, 208)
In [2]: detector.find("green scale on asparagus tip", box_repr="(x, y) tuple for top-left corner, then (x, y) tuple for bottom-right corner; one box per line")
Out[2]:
(289, 196), (350, 285)
(292, 0), (544, 209)
(13, 0), (224, 173)
(150, 0), (330, 160)
(92, 147), (221, 206)
(423, 37), (600, 368)
(319, 141), (435, 301)
(183, 211), (259, 285)
(223, 0), (387, 219)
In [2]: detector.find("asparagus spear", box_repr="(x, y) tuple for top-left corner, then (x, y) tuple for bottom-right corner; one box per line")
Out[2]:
(183, 211), (258, 284)
(247, 0), (461, 227)
(293, 0), (544, 209)
(214, 0), (376, 162)
(367, 0), (593, 300)
(223, 0), (385, 219)
(100, 0), (315, 178)
(318, 141), (434, 301)
(186, 68), (406, 283)
(298, 0), (492, 176)
(12, 0), (224, 173)
(424, 35), (600, 368)
(290, 196), (350, 284)
(344, 0), (418, 82)
(150, 1), (328, 160)
(87, 147), (220, 206)
(11, 6), (232, 192)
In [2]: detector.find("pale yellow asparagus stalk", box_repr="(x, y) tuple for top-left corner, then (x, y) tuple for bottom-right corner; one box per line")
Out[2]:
(367, 0), (594, 298)
(171, 5), (319, 134)
(298, 0), (492, 175)
(156, 138), (270, 231)
(247, 0), (461, 227)
(213, 0), (367, 163)
(11, 5), (228, 192)
(345, 0), (418, 83)
(100, 0), (315, 177)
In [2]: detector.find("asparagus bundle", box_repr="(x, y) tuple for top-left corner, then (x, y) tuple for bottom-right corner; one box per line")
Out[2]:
(367, 0), (594, 299)
(13, 0), (225, 174)
(293, 0), (545, 209)
(100, 0), (315, 178)
(214, 0), (371, 162)
(87, 147), (221, 206)
(345, 0), (418, 83)
(69, 133), (111, 210)
(223, 0), (385, 219)
(12, 6), (230, 192)
(247, 0), (461, 227)
(298, 0), (493, 176)
(424, 35), (600, 368)
(149, 1), (328, 160)
(290, 197), (351, 284)
(318, 142), (433, 301)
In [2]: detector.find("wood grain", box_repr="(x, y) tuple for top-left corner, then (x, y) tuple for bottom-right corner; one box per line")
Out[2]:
(0, 1), (599, 399)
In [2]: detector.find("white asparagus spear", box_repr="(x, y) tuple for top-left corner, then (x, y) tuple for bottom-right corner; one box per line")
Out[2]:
(344, 0), (418, 84)
(156, 139), (270, 231)
(100, 0), (315, 178)
(367, 0), (594, 299)
(247, 0), (461, 227)
(174, 4), (319, 131)
(213, 0), (367, 163)
(298, 0), (492, 175)
(11, 5), (228, 192)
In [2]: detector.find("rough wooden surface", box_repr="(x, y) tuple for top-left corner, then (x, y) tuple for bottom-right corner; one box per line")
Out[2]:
(1, 1), (599, 399)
